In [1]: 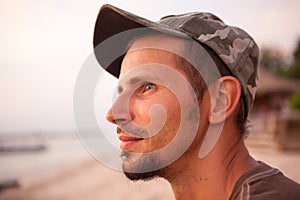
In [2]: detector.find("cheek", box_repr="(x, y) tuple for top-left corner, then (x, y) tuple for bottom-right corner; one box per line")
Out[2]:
(163, 99), (182, 138)
(131, 92), (182, 128)
(149, 101), (182, 151)
(130, 99), (153, 127)
(149, 97), (182, 139)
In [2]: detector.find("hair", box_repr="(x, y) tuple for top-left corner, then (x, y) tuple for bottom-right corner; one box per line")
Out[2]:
(179, 40), (248, 136)
(126, 30), (248, 136)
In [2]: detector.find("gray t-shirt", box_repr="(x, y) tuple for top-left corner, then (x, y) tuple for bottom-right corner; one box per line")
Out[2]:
(229, 161), (300, 200)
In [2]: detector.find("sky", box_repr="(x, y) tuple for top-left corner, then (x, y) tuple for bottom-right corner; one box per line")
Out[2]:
(0, 0), (300, 133)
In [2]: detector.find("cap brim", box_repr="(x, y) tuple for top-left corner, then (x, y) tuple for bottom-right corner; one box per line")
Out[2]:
(93, 4), (156, 77)
(93, 4), (187, 78)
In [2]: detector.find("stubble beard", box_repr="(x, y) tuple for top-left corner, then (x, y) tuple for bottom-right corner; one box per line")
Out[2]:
(120, 102), (200, 182)
(121, 151), (164, 181)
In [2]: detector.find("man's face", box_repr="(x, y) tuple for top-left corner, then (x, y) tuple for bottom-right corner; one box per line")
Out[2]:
(106, 36), (200, 180)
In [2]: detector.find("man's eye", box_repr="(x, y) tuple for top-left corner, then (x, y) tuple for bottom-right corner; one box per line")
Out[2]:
(141, 82), (156, 93)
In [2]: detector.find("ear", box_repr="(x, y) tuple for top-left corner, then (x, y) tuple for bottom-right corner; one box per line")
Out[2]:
(209, 76), (241, 124)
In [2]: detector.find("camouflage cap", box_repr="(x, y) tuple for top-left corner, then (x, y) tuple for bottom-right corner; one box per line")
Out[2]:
(93, 4), (259, 116)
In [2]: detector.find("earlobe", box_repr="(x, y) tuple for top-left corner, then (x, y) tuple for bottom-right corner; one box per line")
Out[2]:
(209, 76), (241, 124)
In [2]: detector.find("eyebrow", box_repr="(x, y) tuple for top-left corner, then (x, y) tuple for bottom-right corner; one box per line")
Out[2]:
(117, 77), (142, 94)
(129, 77), (143, 84)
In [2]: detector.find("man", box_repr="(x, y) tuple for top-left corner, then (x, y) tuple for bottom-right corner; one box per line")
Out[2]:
(93, 4), (300, 200)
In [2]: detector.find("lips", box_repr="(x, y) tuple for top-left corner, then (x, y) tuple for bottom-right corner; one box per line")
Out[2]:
(118, 133), (144, 150)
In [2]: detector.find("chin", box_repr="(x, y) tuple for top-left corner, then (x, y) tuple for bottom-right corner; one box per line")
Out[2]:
(123, 169), (162, 181)
(121, 151), (164, 181)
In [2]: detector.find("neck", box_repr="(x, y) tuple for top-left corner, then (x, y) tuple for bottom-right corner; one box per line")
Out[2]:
(163, 129), (258, 200)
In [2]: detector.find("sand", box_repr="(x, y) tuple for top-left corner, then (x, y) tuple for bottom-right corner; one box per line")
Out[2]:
(1, 143), (300, 200)
(0, 157), (174, 200)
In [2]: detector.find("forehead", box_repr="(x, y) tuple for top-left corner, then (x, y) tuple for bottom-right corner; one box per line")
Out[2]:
(120, 35), (186, 77)
(129, 34), (184, 53)
(118, 35), (196, 96)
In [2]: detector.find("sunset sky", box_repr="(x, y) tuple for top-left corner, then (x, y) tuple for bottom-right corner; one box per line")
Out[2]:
(1, 0), (300, 133)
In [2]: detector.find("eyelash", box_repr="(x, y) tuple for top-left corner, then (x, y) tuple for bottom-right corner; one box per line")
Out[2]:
(141, 82), (156, 93)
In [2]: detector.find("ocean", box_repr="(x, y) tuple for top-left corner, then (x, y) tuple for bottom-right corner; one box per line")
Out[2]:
(0, 132), (94, 184)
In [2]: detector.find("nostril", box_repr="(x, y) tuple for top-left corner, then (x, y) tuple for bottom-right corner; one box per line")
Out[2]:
(106, 105), (134, 125)
(116, 127), (121, 134)
(113, 118), (127, 124)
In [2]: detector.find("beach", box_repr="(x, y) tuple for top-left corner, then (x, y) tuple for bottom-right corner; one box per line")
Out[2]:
(0, 134), (300, 200)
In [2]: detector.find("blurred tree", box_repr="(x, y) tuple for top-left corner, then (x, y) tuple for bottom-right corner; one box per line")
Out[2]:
(290, 88), (300, 110)
(285, 40), (300, 80)
(260, 48), (289, 73)
(260, 38), (300, 80)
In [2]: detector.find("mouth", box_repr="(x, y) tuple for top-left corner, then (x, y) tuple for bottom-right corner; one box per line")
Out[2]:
(118, 134), (144, 151)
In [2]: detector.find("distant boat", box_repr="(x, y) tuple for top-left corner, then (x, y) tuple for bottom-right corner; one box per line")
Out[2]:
(0, 139), (46, 153)
(0, 179), (19, 191)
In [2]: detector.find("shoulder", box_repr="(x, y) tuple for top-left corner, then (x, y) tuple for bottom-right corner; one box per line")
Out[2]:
(230, 161), (300, 200)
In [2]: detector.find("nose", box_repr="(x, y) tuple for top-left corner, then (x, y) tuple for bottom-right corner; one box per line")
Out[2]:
(105, 95), (134, 125)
